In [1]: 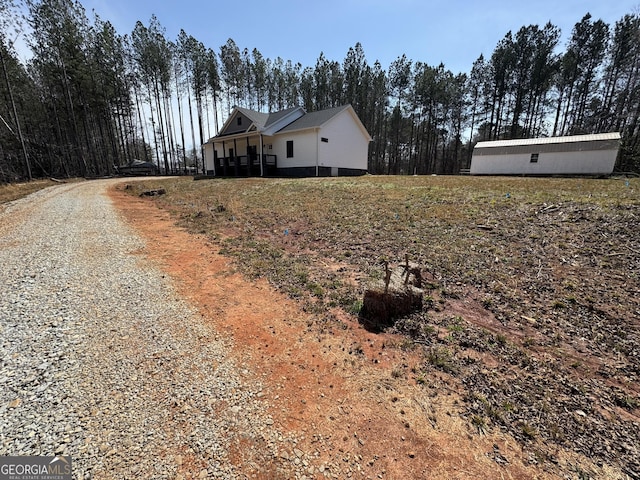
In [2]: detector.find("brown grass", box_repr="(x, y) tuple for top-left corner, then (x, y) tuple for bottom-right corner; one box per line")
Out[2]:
(0, 179), (57, 204)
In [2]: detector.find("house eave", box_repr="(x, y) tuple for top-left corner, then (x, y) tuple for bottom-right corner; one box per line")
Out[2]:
(206, 131), (268, 143)
(273, 125), (318, 136)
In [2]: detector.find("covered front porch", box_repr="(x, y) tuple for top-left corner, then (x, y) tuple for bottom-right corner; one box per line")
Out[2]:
(206, 133), (277, 177)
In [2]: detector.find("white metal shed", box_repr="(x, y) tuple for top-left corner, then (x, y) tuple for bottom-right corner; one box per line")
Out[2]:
(470, 132), (621, 176)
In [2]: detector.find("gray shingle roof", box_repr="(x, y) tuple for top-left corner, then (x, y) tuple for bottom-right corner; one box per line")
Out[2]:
(265, 107), (302, 129)
(277, 105), (351, 133)
(234, 106), (304, 130)
(235, 107), (269, 129)
(211, 105), (359, 142)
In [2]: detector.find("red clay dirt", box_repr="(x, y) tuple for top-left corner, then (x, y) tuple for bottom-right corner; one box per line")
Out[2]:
(109, 186), (567, 479)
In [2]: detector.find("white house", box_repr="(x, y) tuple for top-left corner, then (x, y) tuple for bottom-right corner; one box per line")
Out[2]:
(470, 132), (621, 176)
(203, 104), (372, 177)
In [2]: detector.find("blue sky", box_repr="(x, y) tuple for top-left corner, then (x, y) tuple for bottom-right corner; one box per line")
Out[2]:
(7, 0), (635, 145)
(79, 0), (639, 74)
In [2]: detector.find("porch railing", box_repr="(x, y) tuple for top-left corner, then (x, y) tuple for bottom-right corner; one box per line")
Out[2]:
(215, 154), (277, 176)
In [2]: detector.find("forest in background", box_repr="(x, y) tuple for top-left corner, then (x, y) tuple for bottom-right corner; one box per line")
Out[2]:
(0, 0), (639, 182)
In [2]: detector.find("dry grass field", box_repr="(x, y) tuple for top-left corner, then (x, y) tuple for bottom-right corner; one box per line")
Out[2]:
(121, 175), (640, 477)
(0, 179), (57, 205)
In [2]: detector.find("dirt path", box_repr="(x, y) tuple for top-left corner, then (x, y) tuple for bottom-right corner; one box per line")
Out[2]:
(109, 183), (562, 479)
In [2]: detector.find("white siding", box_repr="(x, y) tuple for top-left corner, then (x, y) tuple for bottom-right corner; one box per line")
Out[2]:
(272, 130), (318, 168)
(471, 133), (621, 175)
(470, 149), (618, 175)
(317, 110), (369, 170)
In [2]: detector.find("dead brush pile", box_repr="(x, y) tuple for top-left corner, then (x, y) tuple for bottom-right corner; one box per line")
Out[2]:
(126, 175), (639, 478)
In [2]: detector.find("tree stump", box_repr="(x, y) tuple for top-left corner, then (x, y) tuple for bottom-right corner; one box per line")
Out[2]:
(361, 260), (424, 330)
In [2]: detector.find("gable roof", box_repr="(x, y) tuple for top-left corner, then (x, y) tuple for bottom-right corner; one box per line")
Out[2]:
(214, 106), (304, 139)
(234, 106), (304, 131)
(208, 104), (371, 142)
(277, 104), (372, 141)
(234, 106), (269, 129)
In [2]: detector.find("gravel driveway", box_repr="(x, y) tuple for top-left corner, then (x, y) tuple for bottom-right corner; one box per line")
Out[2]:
(0, 180), (306, 479)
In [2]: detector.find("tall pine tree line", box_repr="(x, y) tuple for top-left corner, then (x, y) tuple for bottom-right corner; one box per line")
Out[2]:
(1, 0), (639, 182)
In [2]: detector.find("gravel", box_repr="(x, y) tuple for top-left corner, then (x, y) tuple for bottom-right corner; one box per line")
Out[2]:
(0, 180), (316, 479)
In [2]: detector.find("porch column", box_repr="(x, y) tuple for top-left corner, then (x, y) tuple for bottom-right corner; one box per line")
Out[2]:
(259, 134), (264, 177)
(233, 138), (239, 176)
(213, 145), (218, 176)
(315, 127), (319, 177)
(246, 136), (251, 176)
(222, 141), (227, 176)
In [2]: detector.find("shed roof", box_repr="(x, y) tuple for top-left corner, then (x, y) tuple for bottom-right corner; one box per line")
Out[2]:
(474, 132), (621, 149)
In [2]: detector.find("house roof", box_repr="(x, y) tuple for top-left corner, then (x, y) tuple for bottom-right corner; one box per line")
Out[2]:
(234, 106), (303, 131)
(207, 104), (371, 143)
(266, 107), (303, 129)
(235, 106), (269, 129)
(276, 105), (351, 133)
(475, 132), (621, 149)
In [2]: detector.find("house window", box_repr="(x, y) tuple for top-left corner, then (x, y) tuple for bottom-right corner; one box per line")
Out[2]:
(530, 153), (539, 163)
(286, 140), (294, 158)
(237, 117), (242, 126)
(321, 137), (329, 143)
